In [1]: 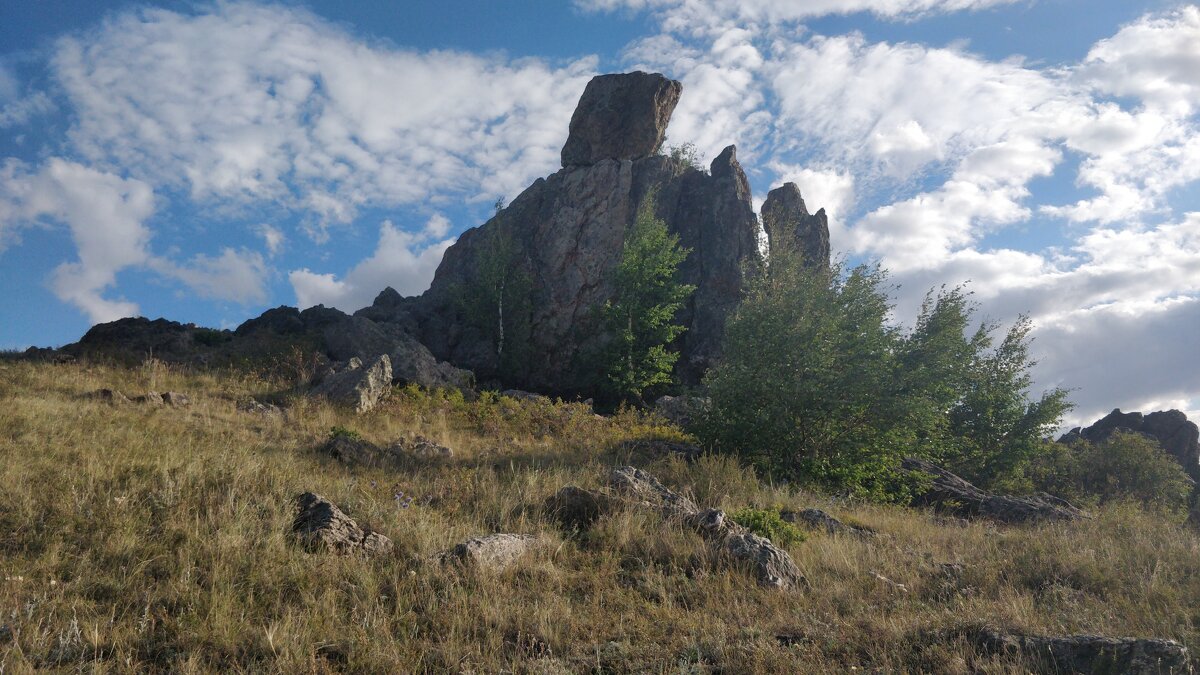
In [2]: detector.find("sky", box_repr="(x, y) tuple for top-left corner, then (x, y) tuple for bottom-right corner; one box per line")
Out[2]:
(0, 0), (1197, 427)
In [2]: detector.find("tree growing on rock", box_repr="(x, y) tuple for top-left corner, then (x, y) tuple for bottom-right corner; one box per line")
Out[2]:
(453, 223), (534, 382)
(598, 190), (695, 404)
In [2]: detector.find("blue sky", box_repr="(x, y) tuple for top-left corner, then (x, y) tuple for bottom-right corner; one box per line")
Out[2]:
(1, 0), (1198, 425)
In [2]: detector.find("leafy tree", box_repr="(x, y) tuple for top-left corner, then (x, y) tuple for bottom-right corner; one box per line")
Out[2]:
(453, 223), (533, 382)
(699, 237), (1073, 501)
(1025, 431), (1193, 518)
(598, 190), (695, 404)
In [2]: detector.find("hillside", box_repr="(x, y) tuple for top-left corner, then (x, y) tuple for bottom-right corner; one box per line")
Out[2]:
(1, 358), (1197, 673)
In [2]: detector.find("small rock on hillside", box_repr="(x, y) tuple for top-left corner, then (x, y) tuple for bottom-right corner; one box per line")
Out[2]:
(439, 533), (541, 571)
(782, 508), (875, 538)
(292, 492), (392, 555)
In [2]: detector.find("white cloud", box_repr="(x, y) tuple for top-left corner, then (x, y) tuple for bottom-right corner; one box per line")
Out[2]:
(1078, 6), (1200, 115)
(577, 0), (1021, 28)
(289, 220), (454, 311)
(0, 158), (154, 322)
(51, 2), (596, 229)
(149, 248), (269, 305)
(257, 223), (285, 256)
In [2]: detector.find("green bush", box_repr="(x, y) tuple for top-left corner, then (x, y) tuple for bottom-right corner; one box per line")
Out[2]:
(729, 507), (806, 547)
(1026, 431), (1193, 518)
(699, 239), (1070, 501)
(328, 425), (362, 442)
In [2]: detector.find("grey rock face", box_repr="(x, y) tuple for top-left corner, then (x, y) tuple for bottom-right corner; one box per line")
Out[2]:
(389, 333), (473, 391)
(903, 457), (1088, 524)
(725, 532), (806, 590)
(782, 508), (874, 538)
(609, 465), (700, 516)
(321, 435), (386, 466)
(762, 182), (830, 269)
(1062, 408), (1200, 482)
(438, 533), (540, 571)
(389, 434), (454, 460)
(653, 394), (710, 429)
(972, 627), (1190, 674)
(292, 492), (392, 555)
(310, 355), (392, 413)
(560, 72), (681, 167)
(238, 398), (282, 416)
(161, 391), (190, 406)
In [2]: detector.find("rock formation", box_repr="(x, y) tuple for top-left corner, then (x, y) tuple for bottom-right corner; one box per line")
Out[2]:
(969, 626), (1190, 674)
(761, 182), (830, 268)
(310, 354), (392, 413)
(55, 71), (832, 400)
(292, 492), (393, 555)
(438, 533), (541, 571)
(902, 457), (1088, 524)
(1061, 408), (1200, 482)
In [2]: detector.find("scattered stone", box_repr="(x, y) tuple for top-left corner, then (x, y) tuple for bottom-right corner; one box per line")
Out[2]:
(291, 492), (392, 555)
(724, 531), (806, 590)
(560, 71), (682, 167)
(389, 434), (454, 460)
(544, 486), (620, 530)
(438, 533), (540, 571)
(652, 394), (710, 428)
(238, 398), (282, 416)
(902, 457), (1088, 524)
(132, 391), (164, 406)
(608, 465), (699, 516)
(321, 435), (387, 466)
(871, 572), (909, 593)
(971, 626), (1190, 674)
(92, 388), (130, 404)
(161, 391), (190, 406)
(310, 354), (392, 413)
(782, 508), (875, 538)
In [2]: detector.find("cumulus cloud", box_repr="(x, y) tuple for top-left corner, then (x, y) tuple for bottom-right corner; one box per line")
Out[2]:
(289, 219), (454, 312)
(149, 248), (269, 305)
(0, 158), (154, 322)
(577, 0), (1021, 28)
(52, 2), (595, 228)
(257, 224), (285, 257)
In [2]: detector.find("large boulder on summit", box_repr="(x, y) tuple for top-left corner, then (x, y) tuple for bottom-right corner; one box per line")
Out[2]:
(1062, 408), (1200, 482)
(560, 71), (681, 167)
(761, 182), (830, 268)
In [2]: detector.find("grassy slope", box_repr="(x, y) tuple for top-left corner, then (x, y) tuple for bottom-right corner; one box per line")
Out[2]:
(0, 359), (1197, 673)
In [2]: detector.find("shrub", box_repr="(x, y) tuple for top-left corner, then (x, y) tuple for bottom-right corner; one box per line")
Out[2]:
(1027, 431), (1193, 518)
(729, 507), (806, 547)
(328, 425), (362, 442)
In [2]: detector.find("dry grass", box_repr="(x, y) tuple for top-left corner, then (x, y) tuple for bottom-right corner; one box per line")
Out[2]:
(0, 359), (1197, 673)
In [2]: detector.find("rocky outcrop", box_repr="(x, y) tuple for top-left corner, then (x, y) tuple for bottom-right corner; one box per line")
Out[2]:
(1061, 409), (1200, 482)
(560, 71), (681, 167)
(56, 71), (829, 400)
(761, 182), (830, 268)
(292, 492), (393, 555)
(653, 394), (709, 428)
(438, 533), (540, 571)
(310, 355), (392, 413)
(903, 457), (1088, 524)
(970, 626), (1190, 674)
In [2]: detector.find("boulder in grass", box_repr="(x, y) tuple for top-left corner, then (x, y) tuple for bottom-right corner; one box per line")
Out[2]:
(92, 388), (130, 404)
(161, 391), (190, 406)
(782, 508), (875, 538)
(292, 492), (392, 555)
(310, 354), (392, 413)
(438, 533), (540, 572)
(971, 626), (1190, 674)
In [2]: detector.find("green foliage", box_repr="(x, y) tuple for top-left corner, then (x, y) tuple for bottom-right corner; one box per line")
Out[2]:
(453, 224), (534, 381)
(598, 190), (695, 404)
(665, 142), (702, 172)
(193, 328), (230, 347)
(729, 507), (806, 547)
(1025, 432), (1193, 518)
(328, 425), (362, 442)
(699, 240), (1072, 501)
